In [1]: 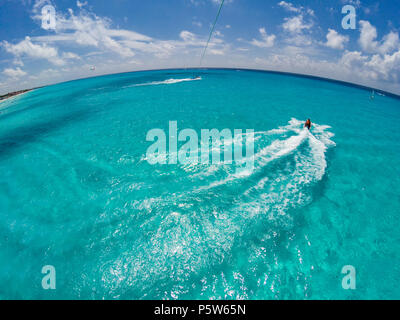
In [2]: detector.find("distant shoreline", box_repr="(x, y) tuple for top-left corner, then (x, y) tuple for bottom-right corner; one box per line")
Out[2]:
(0, 88), (34, 102)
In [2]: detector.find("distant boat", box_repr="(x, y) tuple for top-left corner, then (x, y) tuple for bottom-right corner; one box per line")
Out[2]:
(90, 66), (96, 71)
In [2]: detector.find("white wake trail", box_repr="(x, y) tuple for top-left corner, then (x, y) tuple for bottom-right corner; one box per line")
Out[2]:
(120, 119), (336, 291)
(196, 118), (335, 191)
(130, 77), (202, 88)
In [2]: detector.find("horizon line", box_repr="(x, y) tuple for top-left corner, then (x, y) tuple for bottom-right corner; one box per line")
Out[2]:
(5, 67), (400, 100)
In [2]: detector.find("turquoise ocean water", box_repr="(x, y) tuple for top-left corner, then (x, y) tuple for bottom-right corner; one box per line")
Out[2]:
(0, 69), (399, 299)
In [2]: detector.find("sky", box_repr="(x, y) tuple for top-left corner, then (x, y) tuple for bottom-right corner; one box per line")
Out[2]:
(0, 0), (400, 95)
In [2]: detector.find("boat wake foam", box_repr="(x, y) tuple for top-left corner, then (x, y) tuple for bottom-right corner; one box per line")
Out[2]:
(129, 77), (202, 88)
(103, 118), (336, 298)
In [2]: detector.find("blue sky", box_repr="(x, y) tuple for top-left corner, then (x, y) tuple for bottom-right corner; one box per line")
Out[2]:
(0, 0), (399, 94)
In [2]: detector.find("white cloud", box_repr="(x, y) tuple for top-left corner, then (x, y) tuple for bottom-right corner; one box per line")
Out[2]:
(250, 28), (276, 48)
(306, 8), (315, 17)
(278, 0), (314, 17)
(211, 0), (233, 4)
(285, 34), (313, 47)
(282, 15), (312, 34)
(3, 67), (27, 78)
(192, 21), (202, 28)
(340, 50), (368, 69)
(279, 1), (314, 49)
(62, 52), (81, 60)
(77, 1), (88, 8)
(339, 49), (400, 83)
(341, 0), (361, 8)
(380, 32), (400, 54)
(2, 36), (65, 66)
(13, 58), (24, 67)
(359, 20), (400, 54)
(180, 31), (197, 42)
(31, 9), (146, 58)
(325, 29), (349, 50)
(278, 1), (301, 13)
(359, 20), (378, 53)
(33, 0), (53, 13)
(365, 51), (400, 81)
(29, 7), (229, 61)
(190, 0), (233, 6)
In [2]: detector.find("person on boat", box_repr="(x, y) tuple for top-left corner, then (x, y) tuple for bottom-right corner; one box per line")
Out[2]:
(304, 119), (312, 130)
